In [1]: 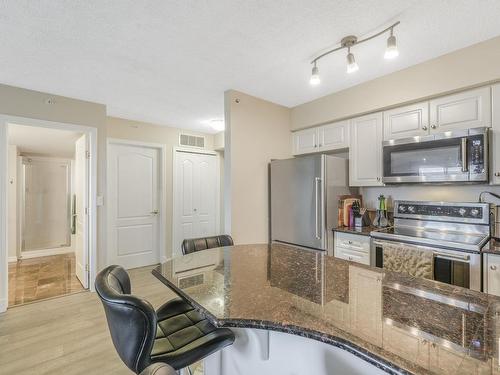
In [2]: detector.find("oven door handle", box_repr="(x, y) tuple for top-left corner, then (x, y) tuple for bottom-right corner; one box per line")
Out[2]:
(434, 252), (470, 262)
(461, 137), (468, 173)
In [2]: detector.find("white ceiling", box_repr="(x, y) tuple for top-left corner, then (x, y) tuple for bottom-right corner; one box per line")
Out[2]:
(1, 1), (500, 133)
(8, 124), (82, 158)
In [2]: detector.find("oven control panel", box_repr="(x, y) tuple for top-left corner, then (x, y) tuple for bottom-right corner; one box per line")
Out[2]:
(395, 201), (488, 222)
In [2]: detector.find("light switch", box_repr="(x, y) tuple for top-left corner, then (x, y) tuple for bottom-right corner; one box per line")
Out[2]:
(97, 195), (104, 206)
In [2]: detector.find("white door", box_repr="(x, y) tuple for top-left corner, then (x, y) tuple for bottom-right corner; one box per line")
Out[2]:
(383, 101), (429, 140)
(429, 86), (491, 133)
(491, 83), (500, 184)
(108, 143), (160, 269)
(318, 120), (349, 151)
(292, 128), (318, 155)
(349, 112), (384, 186)
(75, 135), (89, 288)
(174, 151), (217, 257)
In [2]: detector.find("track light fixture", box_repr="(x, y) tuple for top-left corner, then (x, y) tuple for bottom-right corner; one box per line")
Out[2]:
(309, 21), (400, 85)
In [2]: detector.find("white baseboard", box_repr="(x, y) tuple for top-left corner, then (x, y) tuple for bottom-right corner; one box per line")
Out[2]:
(20, 247), (74, 260)
(8, 256), (18, 263)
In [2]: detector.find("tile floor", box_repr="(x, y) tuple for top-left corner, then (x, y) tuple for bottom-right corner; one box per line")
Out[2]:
(8, 253), (85, 306)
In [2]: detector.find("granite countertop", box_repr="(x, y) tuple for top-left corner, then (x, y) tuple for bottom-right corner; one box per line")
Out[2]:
(333, 226), (388, 236)
(482, 238), (500, 255)
(153, 243), (500, 375)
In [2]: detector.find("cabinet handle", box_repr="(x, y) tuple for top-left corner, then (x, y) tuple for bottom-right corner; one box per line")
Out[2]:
(422, 125), (428, 131)
(431, 124), (437, 129)
(495, 172), (500, 177)
(431, 343), (437, 348)
(491, 265), (497, 271)
(422, 339), (428, 345)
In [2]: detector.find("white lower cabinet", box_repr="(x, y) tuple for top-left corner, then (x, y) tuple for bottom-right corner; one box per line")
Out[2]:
(429, 343), (491, 375)
(383, 323), (430, 369)
(349, 112), (383, 186)
(349, 266), (382, 346)
(334, 232), (371, 265)
(484, 253), (500, 296)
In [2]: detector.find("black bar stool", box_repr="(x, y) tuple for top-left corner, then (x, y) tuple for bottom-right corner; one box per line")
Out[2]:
(181, 235), (234, 255)
(95, 265), (234, 374)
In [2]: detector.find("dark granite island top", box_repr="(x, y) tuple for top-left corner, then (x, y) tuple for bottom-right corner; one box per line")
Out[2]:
(152, 243), (500, 375)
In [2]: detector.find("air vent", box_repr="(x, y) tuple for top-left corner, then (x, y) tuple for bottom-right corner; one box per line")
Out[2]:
(178, 274), (204, 289)
(179, 134), (205, 148)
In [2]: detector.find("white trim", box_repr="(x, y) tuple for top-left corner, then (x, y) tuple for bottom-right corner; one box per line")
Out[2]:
(172, 147), (221, 258)
(8, 256), (17, 263)
(0, 115), (97, 313)
(106, 138), (166, 267)
(20, 247), (74, 259)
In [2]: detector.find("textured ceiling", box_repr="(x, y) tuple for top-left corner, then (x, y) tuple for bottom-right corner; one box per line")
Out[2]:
(8, 124), (82, 158)
(1, 1), (500, 133)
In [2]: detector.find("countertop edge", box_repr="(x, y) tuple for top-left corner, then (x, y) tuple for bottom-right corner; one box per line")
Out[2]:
(151, 267), (412, 375)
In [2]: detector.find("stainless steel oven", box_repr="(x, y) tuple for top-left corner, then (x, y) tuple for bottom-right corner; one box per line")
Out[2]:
(382, 127), (488, 184)
(373, 240), (482, 291)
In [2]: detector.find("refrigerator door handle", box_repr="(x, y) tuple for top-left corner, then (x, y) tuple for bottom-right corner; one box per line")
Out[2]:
(315, 177), (321, 240)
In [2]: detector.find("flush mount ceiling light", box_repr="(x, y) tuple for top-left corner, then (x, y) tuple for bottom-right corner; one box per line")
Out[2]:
(209, 119), (225, 132)
(309, 21), (400, 84)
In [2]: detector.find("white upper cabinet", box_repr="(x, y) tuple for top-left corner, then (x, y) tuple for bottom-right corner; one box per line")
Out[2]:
(293, 121), (349, 155)
(318, 120), (349, 151)
(429, 87), (491, 133)
(292, 127), (318, 155)
(491, 84), (500, 184)
(349, 112), (383, 186)
(383, 102), (429, 141)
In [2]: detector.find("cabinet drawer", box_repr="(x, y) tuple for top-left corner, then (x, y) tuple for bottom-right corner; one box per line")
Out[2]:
(334, 232), (370, 252)
(334, 247), (370, 265)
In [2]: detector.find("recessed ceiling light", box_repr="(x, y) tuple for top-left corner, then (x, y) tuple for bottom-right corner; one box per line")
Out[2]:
(210, 119), (225, 132)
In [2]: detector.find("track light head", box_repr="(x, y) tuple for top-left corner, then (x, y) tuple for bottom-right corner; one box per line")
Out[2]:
(310, 63), (320, 85)
(346, 48), (359, 73)
(384, 29), (399, 59)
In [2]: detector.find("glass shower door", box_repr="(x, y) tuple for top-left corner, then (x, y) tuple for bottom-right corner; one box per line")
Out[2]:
(22, 157), (71, 252)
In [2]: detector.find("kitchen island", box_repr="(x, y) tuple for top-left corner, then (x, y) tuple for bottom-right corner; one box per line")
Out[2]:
(153, 243), (500, 375)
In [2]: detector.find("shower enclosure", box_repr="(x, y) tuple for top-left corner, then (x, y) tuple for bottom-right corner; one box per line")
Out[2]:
(21, 157), (72, 252)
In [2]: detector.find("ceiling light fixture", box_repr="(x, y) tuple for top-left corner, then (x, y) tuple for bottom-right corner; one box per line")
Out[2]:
(384, 27), (399, 59)
(309, 21), (400, 84)
(210, 119), (225, 132)
(310, 62), (320, 85)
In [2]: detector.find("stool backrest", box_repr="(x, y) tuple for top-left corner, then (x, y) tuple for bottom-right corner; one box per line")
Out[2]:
(95, 265), (156, 373)
(181, 235), (234, 255)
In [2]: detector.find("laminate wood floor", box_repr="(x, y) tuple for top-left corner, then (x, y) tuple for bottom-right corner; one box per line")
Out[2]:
(0, 265), (179, 375)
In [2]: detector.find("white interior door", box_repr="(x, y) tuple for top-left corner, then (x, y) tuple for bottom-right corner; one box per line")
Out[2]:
(74, 135), (89, 288)
(108, 143), (160, 269)
(174, 151), (217, 257)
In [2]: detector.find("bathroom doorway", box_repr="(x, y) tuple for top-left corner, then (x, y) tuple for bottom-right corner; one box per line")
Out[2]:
(2, 121), (94, 308)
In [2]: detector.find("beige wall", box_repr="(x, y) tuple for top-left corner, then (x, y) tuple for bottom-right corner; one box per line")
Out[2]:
(0, 84), (107, 269)
(291, 35), (500, 130)
(7, 145), (17, 259)
(106, 116), (215, 259)
(225, 90), (292, 244)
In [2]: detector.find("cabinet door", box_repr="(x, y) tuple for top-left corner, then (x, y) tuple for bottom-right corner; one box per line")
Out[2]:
(486, 254), (500, 296)
(429, 87), (491, 133)
(292, 128), (318, 155)
(318, 120), (349, 151)
(349, 112), (383, 186)
(349, 266), (382, 346)
(383, 323), (429, 369)
(429, 343), (490, 375)
(491, 84), (500, 184)
(383, 102), (429, 140)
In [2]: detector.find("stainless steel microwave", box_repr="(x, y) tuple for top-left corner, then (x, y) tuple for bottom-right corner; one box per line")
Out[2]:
(382, 127), (488, 184)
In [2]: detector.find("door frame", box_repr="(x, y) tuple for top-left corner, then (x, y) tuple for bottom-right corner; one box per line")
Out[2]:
(0, 115), (97, 312)
(106, 138), (166, 266)
(172, 147), (221, 258)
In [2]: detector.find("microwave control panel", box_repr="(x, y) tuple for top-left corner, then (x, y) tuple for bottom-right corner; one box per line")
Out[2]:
(469, 135), (486, 176)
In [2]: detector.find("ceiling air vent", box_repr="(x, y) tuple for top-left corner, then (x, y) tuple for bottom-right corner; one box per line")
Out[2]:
(179, 134), (205, 148)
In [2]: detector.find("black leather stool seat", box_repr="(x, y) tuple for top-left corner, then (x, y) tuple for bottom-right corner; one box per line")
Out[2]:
(151, 298), (234, 369)
(181, 234), (234, 255)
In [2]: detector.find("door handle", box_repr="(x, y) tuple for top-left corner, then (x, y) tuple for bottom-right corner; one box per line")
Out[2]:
(314, 177), (321, 240)
(151, 210), (159, 215)
(434, 252), (470, 262)
(461, 137), (468, 172)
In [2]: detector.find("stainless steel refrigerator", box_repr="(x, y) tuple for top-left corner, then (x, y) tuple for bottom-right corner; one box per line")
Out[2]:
(270, 154), (354, 252)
